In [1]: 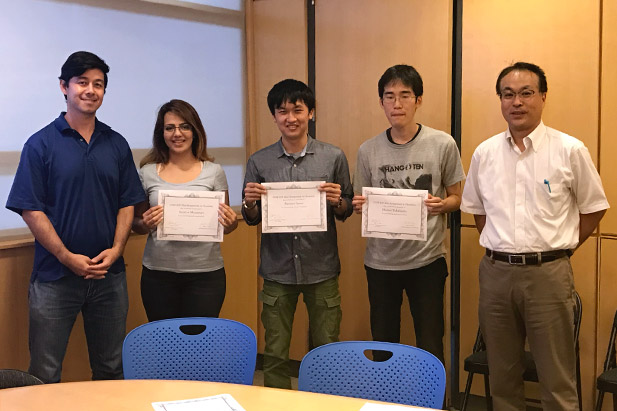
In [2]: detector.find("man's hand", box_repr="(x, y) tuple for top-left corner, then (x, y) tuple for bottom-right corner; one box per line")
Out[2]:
(425, 194), (447, 216)
(319, 183), (342, 206)
(352, 195), (366, 214)
(243, 182), (267, 205)
(58, 250), (107, 280)
(85, 248), (122, 279)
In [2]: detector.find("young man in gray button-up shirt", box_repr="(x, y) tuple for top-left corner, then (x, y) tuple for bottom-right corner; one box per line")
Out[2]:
(242, 79), (353, 389)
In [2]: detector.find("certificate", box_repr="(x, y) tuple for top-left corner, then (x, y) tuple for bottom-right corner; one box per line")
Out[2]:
(361, 187), (428, 241)
(261, 181), (327, 233)
(157, 190), (225, 242)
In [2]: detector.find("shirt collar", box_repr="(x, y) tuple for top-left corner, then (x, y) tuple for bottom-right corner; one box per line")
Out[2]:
(276, 135), (314, 158)
(504, 121), (546, 152)
(53, 112), (111, 135)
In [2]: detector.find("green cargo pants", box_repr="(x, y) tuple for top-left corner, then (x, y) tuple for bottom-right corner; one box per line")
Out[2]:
(259, 277), (342, 389)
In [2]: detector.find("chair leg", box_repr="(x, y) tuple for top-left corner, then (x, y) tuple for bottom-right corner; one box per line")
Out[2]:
(459, 371), (474, 411)
(613, 392), (617, 411)
(576, 360), (582, 411)
(595, 390), (605, 411)
(483, 374), (493, 411)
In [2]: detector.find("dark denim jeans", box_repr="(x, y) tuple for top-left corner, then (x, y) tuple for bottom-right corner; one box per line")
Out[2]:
(28, 271), (128, 383)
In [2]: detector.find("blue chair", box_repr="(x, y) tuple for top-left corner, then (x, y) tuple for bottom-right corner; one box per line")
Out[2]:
(298, 341), (445, 408)
(0, 369), (44, 389)
(123, 317), (256, 385)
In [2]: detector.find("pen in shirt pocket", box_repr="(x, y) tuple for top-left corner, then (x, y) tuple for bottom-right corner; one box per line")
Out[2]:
(544, 179), (551, 193)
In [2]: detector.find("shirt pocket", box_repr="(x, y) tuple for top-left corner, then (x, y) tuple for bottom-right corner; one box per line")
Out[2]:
(534, 180), (570, 218)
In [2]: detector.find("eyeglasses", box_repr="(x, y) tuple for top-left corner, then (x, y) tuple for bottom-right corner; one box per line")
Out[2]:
(382, 94), (416, 104)
(164, 123), (191, 133)
(499, 89), (536, 101)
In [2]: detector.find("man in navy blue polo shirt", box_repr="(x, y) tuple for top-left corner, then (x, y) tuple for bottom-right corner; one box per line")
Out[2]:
(6, 51), (145, 383)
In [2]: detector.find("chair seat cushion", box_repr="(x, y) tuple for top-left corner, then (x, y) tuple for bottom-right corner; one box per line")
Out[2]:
(598, 368), (617, 392)
(464, 350), (537, 381)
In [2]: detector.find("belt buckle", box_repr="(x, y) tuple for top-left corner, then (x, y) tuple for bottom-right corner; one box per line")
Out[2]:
(508, 254), (526, 265)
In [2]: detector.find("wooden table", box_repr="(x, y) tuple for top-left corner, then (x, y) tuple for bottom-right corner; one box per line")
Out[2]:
(0, 379), (436, 410)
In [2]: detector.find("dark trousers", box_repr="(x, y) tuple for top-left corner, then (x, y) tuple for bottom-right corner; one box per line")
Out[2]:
(140, 266), (226, 322)
(365, 257), (447, 364)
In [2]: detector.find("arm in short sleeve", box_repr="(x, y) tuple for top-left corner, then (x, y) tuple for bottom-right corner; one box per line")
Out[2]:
(570, 145), (609, 214)
(118, 144), (146, 208)
(6, 142), (48, 215)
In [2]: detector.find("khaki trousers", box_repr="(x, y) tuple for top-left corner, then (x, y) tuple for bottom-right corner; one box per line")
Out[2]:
(478, 255), (578, 411)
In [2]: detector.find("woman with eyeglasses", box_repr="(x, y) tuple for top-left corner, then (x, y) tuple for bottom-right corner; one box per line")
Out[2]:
(132, 99), (238, 321)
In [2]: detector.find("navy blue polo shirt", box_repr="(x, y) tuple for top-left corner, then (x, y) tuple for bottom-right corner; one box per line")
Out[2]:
(6, 113), (146, 282)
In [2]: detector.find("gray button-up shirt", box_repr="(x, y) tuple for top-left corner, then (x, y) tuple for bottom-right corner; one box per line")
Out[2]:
(242, 137), (353, 285)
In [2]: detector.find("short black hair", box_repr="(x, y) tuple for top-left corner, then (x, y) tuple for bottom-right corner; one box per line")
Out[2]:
(496, 62), (547, 95)
(267, 79), (315, 115)
(59, 51), (109, 90)
(378, 65), (423, 99)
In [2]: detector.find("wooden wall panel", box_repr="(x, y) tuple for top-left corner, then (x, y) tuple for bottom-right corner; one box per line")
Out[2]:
(600, 0), (617, 235)
(0, 246), (34, 371)
(249, 0), (308, 153)
(315, 0), (452, 173)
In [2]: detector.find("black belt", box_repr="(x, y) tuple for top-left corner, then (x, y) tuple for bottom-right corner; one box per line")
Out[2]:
(486, 249), (572, 265)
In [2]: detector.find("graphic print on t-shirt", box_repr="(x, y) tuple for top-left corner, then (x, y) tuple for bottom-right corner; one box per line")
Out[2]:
(378, 162), (433, 194)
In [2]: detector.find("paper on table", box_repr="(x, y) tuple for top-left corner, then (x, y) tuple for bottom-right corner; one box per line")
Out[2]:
(157, 190), (225, 242)
(261, 181), (327, 233)
(360, 403), (420, 411)
(361, 187), (428, 241)
(152, 393), (246, 411)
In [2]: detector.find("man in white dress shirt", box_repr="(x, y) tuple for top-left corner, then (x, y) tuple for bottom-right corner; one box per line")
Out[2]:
(461, 62), (609, 411)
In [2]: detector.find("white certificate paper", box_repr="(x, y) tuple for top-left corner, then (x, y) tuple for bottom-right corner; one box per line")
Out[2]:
(157, 190), (224, 242)
(361, 187), (428, 241)
(261, 181), (327, 233)
(152, 393), (245, 411)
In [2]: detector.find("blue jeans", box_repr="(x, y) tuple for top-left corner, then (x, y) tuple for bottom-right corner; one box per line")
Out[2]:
(28, 271), (128, 383)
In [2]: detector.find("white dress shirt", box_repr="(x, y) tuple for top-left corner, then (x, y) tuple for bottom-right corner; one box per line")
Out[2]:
(461, 122), (609, 253)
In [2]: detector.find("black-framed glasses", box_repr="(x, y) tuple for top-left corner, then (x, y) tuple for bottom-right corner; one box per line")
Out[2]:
(164, 123), (191, 133)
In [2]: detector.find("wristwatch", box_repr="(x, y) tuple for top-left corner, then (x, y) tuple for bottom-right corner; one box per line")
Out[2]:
(242, 199), (257, 210)
(332, 196), (343, 208)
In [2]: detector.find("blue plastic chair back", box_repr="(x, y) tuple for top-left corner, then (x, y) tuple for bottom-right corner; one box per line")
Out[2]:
(298, 341), (445, 408)
(123, 317), (257, 385)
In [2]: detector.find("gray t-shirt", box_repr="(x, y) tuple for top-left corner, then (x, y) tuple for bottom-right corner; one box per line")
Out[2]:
(353, 125), (465, 270)
(140, 161), (228, 273)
